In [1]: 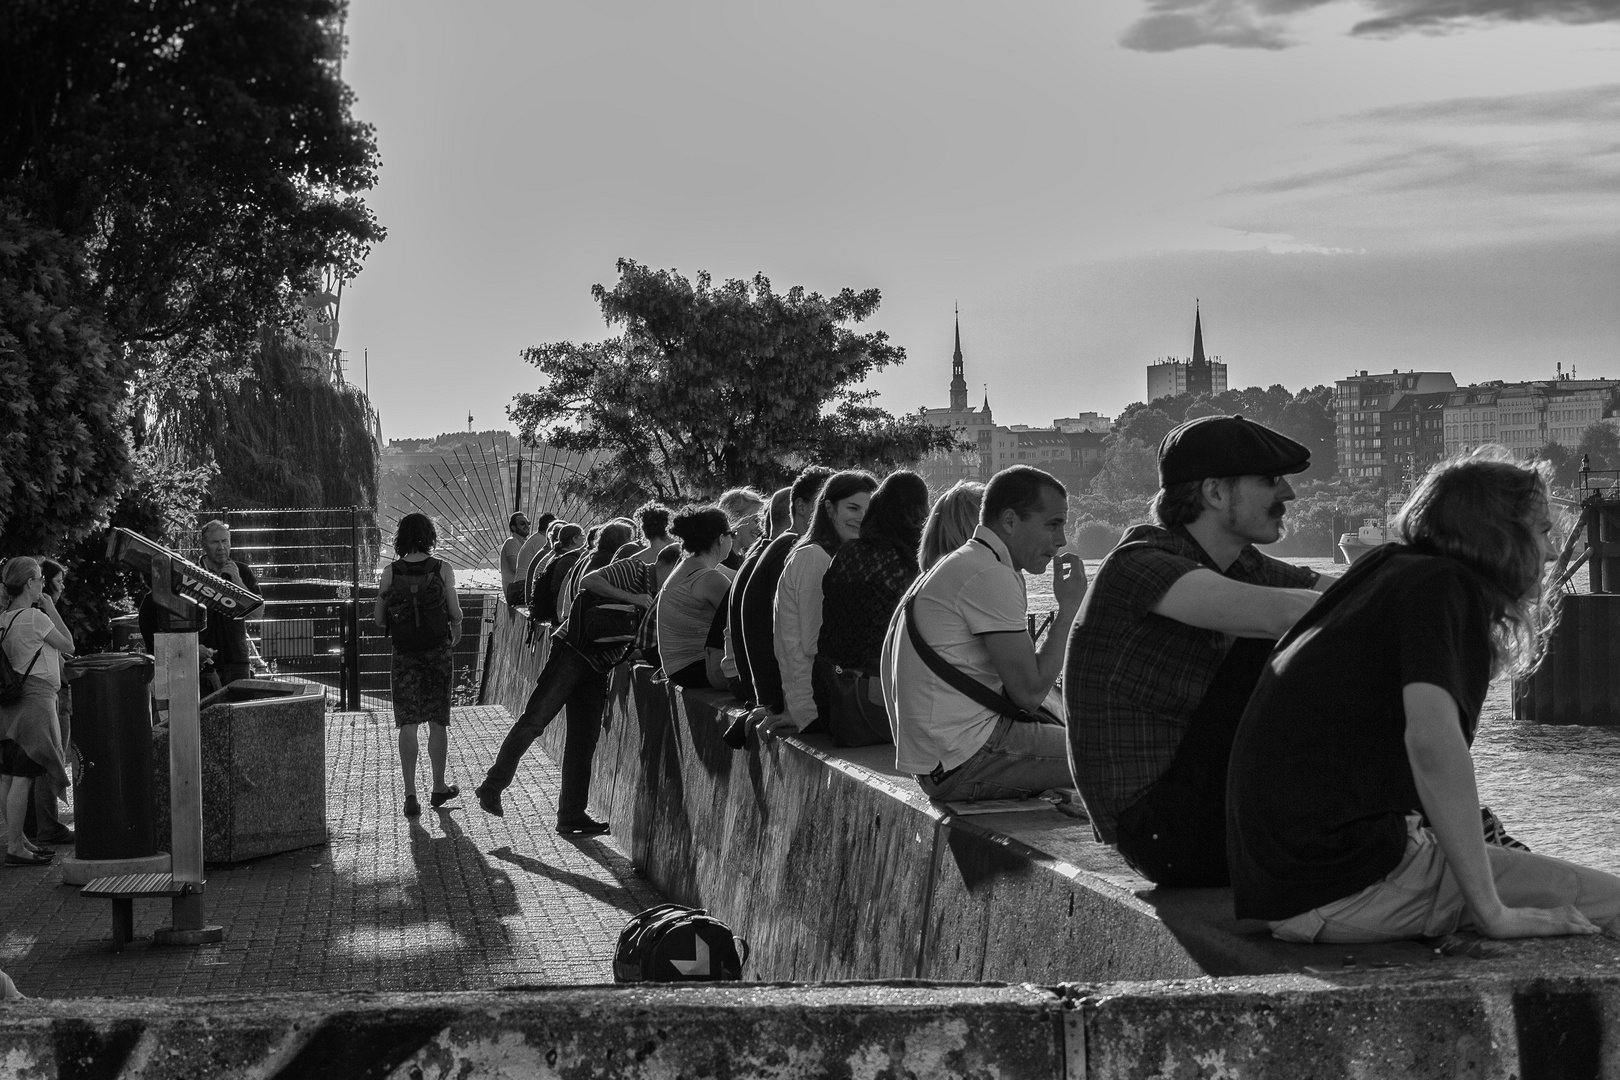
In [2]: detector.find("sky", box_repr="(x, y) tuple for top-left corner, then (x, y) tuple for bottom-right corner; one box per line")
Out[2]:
(337, 0), (1620, 441)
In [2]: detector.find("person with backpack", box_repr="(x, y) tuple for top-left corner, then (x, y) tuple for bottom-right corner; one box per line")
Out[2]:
(374, 514), (463, 818)
(0, 557), (74, 865)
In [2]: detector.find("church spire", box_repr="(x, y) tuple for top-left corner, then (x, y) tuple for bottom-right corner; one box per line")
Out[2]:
(949, 303), (968, 411)
(1187, 300), (1212, 395)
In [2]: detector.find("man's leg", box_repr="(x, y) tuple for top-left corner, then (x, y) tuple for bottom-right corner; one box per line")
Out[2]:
(555, 669), (610, 827)
(925, 718), (1073, 802)
(482, 648), (587, 793)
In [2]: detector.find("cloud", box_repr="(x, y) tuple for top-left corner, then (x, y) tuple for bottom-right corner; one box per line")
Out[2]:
(1215, 84), (1620, 249)
(1121, 0), (1620, 50)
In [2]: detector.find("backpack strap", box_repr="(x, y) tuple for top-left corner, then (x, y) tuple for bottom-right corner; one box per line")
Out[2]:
(903, 593), (1031, 725)
(0, 609), (45, 682)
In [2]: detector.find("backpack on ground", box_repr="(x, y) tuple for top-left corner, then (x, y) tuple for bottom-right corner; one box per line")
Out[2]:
(385, 558), (450, 653)
(612, 903), (748, 983)
(0, 610), (43, 705)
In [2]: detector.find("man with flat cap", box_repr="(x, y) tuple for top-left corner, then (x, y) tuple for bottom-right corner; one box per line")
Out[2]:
(1066, 414), (1336, 886)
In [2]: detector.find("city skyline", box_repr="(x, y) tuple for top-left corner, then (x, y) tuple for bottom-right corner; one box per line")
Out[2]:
(337, 0), (1620, 440)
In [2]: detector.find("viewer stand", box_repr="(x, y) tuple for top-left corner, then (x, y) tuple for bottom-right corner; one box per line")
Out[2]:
(79, 530), (263, 949)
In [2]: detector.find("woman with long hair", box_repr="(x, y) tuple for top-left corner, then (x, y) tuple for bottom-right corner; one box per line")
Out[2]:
(0, 557), (74, 865)
(1228, 449), (1620, 943)
(763, 470), (878, 736)
(656, 506), (735, 690)
(819, 470), (931, 669)
(918, 481), (985, 573)
(374, 513), (463, 817)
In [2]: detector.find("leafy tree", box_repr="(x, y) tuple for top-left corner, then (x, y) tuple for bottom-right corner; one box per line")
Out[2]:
(0, 211), (130, 553)
(143, 332), (379, 509)
(510, 260), (961, 506)
(1537, 442), (1579, 489)
(0, 0), (382, 354)
(1578, 423), (1620, 475)
(1090, 437), (1160, 500)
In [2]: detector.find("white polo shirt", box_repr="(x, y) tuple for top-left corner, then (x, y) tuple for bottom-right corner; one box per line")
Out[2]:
(881, 525), (1027, 775)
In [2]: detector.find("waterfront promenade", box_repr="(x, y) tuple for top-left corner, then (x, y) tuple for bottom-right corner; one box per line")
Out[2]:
(0, 705), (663, 998)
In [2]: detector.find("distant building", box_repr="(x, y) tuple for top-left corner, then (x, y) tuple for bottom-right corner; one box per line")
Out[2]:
(1147, 305), (1228, 402)
(918, 311), (995, 485)
(1384, 391), (1450, 479)
(1054, 413), (1112, 434)
(1455, 379), (1620, 461)
(1335, 370), (1459, 482)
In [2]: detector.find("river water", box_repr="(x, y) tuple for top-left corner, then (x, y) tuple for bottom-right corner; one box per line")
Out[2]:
(1028, 555), (1620, 875)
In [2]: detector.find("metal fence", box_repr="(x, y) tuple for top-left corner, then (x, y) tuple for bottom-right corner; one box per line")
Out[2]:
(197, 507), (493, 710)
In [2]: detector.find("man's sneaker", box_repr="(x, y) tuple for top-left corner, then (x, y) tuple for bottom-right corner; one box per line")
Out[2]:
(556, 816), (610, 837)
(474, 783), (504, 817)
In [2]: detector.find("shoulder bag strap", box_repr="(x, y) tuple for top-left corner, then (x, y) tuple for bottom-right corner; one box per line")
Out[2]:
(0, 609), (44, 680)
(903, 593), (1026, 724)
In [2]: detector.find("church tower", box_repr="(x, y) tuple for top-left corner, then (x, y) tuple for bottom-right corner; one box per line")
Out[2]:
(1187, 302), (1212, 396)
(949, 306), (969, 411)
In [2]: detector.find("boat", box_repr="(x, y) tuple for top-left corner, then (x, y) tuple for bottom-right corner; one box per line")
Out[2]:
(1337, 517), (1389, 563)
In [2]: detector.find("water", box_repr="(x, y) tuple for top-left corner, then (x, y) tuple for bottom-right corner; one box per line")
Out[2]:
(1028, 555), (1620, 875)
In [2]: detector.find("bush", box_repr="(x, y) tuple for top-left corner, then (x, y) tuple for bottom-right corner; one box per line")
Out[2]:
(1072, 519), (1124, 559)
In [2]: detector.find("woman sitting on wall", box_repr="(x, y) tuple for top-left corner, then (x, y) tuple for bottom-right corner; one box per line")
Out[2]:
(919, 481), (986, 573)
(760, 470), (877, 737)
(656, 506), (736, 690)
(818, 470), (931, 672)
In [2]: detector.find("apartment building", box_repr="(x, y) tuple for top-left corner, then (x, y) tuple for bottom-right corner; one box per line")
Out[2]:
(1335, 370), (1459, 482)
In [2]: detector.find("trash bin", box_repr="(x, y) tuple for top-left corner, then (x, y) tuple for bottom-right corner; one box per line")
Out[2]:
(109, 614), (143, 653)
(68, 652), (157, 861)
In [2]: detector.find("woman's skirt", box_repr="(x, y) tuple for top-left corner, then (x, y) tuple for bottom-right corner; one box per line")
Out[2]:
(0, 677), (68, 784)
(391, 645), (453, 728)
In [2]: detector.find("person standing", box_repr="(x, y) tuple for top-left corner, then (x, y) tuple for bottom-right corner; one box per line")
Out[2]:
(196, 519), (263, 693)
(27, 560), (75, 845)
(500, 513), (532, 608)
(0, 558), (74, 865)
(375, 514), (463, 818)
(657, 507), (736, 690)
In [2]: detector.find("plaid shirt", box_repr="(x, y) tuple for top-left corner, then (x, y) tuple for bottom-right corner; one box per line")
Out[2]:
(554, 558), (656, 674)
(1066, 524), (1316, 842)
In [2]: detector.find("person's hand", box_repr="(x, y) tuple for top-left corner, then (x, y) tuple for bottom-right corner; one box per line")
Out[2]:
(216, 560), (242, 585)
(198, 644), (217, 663)
(1052, 552), (1088, 610)
(1475, 903), (1600, 940)
(753, 709), (801, 742)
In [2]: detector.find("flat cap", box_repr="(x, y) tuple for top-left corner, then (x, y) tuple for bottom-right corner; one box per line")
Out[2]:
(1158, 414), (1310, 487)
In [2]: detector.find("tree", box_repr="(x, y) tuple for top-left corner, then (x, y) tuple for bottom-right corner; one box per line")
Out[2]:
(0, 212), (130, 552)
(1090, 437), (1160, 500)
(143, 332), (380, 510)
(0, 0), (382, 355)
(1578, 422), (1620, 475)
(1537, 442), (1579, 489)
(509, 260), (961, 506)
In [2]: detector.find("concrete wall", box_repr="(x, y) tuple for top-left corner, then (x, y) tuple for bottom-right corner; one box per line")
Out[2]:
(481, 606), (1218, 984)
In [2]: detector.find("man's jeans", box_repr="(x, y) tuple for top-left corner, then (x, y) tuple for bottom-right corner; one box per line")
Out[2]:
(483, 644), (608, 823)
(918, 715), (1073, 802)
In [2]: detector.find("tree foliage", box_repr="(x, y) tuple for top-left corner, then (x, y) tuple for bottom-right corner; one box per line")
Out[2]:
(1094, 383), (1338, 499)
(1577, 422), (1620, 475)
(0, 0), (382, 355)
(0, 211), (130, 552)
(510, 260), (960, 506)
(143, 332), (379, 510)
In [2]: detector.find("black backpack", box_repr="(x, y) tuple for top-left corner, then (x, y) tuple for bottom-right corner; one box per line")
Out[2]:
(612, 904), (748, 983)
(0, 610), (43, 705)
(385, 558), (449, 653)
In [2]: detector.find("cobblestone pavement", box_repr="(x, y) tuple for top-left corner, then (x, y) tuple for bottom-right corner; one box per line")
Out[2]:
(0, 705), (664, 998)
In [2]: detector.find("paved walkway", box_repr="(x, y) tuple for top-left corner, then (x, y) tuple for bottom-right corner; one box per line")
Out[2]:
(0, 705), (664, 998)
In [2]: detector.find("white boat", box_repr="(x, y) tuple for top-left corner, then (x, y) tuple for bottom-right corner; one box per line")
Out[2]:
(1337, 518), (1389, 563)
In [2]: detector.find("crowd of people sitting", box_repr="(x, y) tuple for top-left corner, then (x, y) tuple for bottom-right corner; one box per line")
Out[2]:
(482, 416), (1620, 948)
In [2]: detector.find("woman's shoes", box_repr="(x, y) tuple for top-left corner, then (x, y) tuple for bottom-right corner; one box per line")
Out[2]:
(402, 795), (421, 817)
(4, 852), (54, 867)
(430, 785), (460, 809)
(556, 816), (610, 837)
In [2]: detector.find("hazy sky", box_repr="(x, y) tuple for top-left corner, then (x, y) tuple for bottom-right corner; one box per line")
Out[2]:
(339, 0), (1620, 440)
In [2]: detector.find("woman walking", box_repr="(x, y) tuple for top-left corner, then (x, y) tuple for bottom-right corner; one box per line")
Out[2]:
(375, 514), (462, 817)
(0, 558), (74, 865)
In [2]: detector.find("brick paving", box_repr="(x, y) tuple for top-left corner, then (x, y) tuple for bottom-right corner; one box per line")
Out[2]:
(0, 705), (664, 997)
